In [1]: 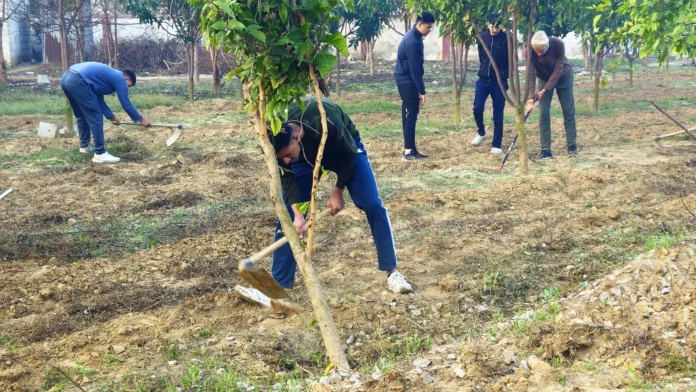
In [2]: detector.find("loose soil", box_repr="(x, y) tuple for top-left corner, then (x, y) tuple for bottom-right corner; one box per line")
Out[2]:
(1, 63), (695, 391)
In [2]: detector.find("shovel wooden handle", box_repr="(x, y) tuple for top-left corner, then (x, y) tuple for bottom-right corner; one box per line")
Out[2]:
(120, 123), (183, 129)
(654, 127), (696, 141)
(247, 208), (333, 263)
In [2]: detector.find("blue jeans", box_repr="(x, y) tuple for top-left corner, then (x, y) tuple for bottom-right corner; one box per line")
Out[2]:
(61, 71), (106, 154)
(272, 137), (398, 288)
(473, 79), (508, 149)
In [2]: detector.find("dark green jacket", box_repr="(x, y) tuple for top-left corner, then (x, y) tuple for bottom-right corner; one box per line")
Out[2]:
(280, 97), (360, 205)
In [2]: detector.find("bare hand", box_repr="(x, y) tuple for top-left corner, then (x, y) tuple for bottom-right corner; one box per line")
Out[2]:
(419, 94), (426, 106)
(110, 116), (121, 125)
(293, 211), (306, 238)
(140, 118), (152, 127)
(326, 188), (345, 216)
(534, 89), (546, 101)
(525, 101), (535, 116)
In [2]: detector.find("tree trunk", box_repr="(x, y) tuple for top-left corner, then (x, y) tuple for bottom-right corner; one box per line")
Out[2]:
(516, 107), (528, 175)
(187, 44), (194, 101)
(0, 19), (8, 84)
(210, 46), (221, 93)
(105, 13), (113, 66)
(450, 37), (459, 124)
(628, 57), (633, 87)
(253, 85), (349, 372)
(588, 41), (594, 78)
(368, 40), (374, 76)
(582, 40), (589, 70)
(335, 50), (341, 97)
(59, 13), (75, 136)
(193, 41), (200, 84)
(665, 56), (669, 72)
(113, 5), (118, 67)
(644, 54), (648, 67)
(593, 54), (603, 113)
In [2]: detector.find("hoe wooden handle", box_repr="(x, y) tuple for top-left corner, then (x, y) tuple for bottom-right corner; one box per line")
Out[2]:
(247, 208), (333, 263)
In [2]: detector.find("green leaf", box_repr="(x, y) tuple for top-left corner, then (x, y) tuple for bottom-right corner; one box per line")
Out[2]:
(296, 202), (310, 214)
(593, 14), (602, 28)
(271, 117), (282, 135)
(215, 0), (233, 16)
(321, 31), (348, 57)
(313, 53), (337, 78)
(226, 67), (244, 81)
(271, 75), (288, 88)
(246, 29), (266, 42)
(279, 5), (288, 22)
(211, 21), (227, 30)
(228, 20), (245, 30)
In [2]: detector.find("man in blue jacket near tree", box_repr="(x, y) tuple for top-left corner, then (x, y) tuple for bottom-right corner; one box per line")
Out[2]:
(61, 62), (152, 163)
(471, 13), (509, 154)
(394, 11), (435, 161)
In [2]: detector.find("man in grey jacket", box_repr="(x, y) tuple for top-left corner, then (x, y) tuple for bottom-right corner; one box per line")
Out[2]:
(525, 31), (578, 159)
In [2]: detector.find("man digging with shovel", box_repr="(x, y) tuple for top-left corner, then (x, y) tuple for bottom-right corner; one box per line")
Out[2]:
(236, 97), (414, 313)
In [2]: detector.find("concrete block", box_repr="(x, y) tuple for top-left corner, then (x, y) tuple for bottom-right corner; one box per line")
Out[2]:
(37, 75), (50, 84)
(38, 122), (57, 138)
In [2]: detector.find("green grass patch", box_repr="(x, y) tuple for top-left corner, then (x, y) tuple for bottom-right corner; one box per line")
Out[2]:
(340, 98), (400, 115)
(0, 145), (87, 171)
(644, 231), (687, 253)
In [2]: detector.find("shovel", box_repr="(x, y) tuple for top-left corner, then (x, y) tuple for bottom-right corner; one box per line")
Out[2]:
(120, 122), (184, 146)
(237, 208), (333, 314)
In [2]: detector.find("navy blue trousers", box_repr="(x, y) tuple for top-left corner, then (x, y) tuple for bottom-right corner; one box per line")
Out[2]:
(61, 71), (106, 154)
(272, 138), (398, 288)
(472, 79), (508, 149)
(397, 83), (420, 150)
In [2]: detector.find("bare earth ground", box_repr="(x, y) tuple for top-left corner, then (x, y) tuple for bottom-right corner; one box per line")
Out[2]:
(1, 64), (696, 391)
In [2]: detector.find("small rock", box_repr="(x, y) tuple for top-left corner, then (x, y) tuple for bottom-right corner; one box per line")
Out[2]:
(168, 360), (177, 366)
(439, 275), (460, 292)
(408, 305), (417, 310)
(411, 309), (421, 316)
(68, 218), (77, 225)
(390, 325), (398, 333)
(371, 368), (383, 381)
(610, 287), (623, 296)
(346, 335), (355, 345)
(502, 349), (516, 365)
(527, 355), (550, 370)
(328, 298), (341, 308)
(348, 374), (360, 383)
(476, 304), (489, 313)
(111, 345), (126, 354)
(454, 366), (466, 378)
(447, 354), (457, 360)
(422, 372), (435, 384)
(39, 288), (53, 299)
(320, 376), (331, 385)
(413, 358), (432, 368)
(599, 291), (611, 301)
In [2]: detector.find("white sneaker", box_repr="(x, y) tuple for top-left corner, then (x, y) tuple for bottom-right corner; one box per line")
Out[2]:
(235, 286), (271, 308)
(471, 134), (487, 146)
(92, 151), (121, 163)
(79, 147), (88, 154)
(490, 147), (503, 154)
(387, 271), (413, 293)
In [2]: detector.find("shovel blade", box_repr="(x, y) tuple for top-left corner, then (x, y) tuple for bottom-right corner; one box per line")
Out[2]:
(237, 260), (290, 300)
(166, 129), (182, 146)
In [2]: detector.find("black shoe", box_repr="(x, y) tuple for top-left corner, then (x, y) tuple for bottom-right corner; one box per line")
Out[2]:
(568, 145), (578, 156)
(538, 150), (554, 160)
(412, 149), (428, 159)
(402, 150), (428, 161)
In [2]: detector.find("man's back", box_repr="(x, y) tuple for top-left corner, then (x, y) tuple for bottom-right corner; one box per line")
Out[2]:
(70, 62), (124, 96)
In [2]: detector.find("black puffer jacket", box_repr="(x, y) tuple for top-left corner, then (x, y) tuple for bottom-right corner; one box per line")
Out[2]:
(477, 30), (509, 81)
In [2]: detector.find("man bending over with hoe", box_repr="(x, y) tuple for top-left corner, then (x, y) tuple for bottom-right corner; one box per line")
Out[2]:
(237, 97), (413, 310)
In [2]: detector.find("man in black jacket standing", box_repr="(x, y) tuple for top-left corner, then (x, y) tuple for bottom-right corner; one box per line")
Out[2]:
(394, 11), (435, 161)
(471, 13), (509, 154)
